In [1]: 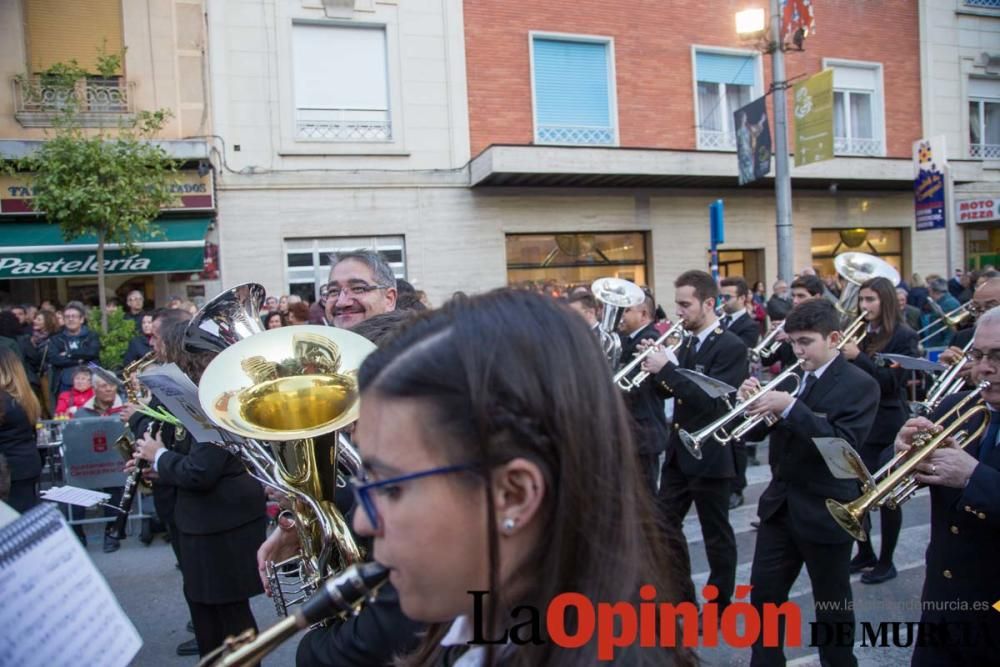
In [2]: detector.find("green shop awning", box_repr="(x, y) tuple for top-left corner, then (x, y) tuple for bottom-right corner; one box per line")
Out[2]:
(0, 218), (210, 278)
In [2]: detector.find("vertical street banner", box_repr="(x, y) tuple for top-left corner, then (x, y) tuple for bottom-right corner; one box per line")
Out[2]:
(734, 96), (772, 186)
(793, 69), (834, 167)
(913, 137), (947, 231)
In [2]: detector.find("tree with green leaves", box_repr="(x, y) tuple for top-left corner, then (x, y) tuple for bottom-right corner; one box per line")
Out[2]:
(7, 54), (177, 331)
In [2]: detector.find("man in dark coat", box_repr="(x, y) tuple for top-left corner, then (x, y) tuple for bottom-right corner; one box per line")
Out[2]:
(47, 301), (100, 404)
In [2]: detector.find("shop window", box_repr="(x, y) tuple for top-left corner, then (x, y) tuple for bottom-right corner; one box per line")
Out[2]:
(811, 228), (903, 280)
(285, 235), (405, 303)
(531, 35), (616, 145)
(505, 232), (647, 293)
(694, 49), (761, 150)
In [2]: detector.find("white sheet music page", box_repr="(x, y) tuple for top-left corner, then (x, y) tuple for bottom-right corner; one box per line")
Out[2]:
(39, 485), (112, 508)
(0, 504), (142, 667)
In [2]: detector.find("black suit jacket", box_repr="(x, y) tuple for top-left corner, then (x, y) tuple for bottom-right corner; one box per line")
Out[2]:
(156, 438), (266, 535)
(921, 394), (1000, 615)
(654, 325), (749, 478)
(619, 323), (668, 456)
(752, 354), (878, 543)
(851, 324), (919, 444)
(952, 326), (974, 350)
(725, 312), (759, 349)
(759, 339), (797, 370)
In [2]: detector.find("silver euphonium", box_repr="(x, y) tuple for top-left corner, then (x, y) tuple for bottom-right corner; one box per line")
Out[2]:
(186, 283), (374, 617)
(591, 277), (647, 369)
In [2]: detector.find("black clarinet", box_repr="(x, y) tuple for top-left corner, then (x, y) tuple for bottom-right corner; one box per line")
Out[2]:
(111, 422), (157, 540)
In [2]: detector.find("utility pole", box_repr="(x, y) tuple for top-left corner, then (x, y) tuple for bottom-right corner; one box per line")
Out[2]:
(770, 0), (794, 283)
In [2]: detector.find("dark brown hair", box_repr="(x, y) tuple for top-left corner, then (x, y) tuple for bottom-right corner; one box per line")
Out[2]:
(859, 277), (901, 353)
(675, 269), (718, 303)
(360, 290), (693, 667)
(720, 276), (749, 298)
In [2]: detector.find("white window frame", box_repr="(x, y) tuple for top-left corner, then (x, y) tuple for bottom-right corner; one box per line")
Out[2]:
(968, 77), (1000, 159)
(528, 31), (619, 147)
(275, 11), (406, 156)
(691, 45), (765, 152)
(284, 235), (407, 303)
(823, 58), (886, 157)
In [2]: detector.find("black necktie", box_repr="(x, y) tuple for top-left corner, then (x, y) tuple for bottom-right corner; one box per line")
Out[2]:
(721, 315), (732, 329)
(798, 372), (817, 402)
(980, 411), (1000, 461)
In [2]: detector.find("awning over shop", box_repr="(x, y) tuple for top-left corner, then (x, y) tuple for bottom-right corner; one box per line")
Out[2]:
(0, 218), (210, 279)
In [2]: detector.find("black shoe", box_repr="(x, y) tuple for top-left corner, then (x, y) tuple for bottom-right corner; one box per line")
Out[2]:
(849, 553), (877, 574)
(103, 534), (120, 553)
(861, 564), (897, 584)
(750, 520), (760, 530)
(176, 638), (199, 656)
(729, 492), (744, 509)
(187, 620), (194, 633)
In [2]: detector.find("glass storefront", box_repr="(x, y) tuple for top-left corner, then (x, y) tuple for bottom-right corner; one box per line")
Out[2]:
(505, 232), (648, 293)
(811, 228), (904, 279)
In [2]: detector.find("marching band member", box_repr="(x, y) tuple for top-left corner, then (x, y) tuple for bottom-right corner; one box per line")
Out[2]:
(719, 276), (760, 509)
(893, 305), (1000, 667)
(938, 275), (1000, 368)
(641, 270), (748, 611)
(736, 299), (878, 667)
(840, 277), (918, 584)
(617, 290), (670, 494)
(758, 275), (826, 371)
(351, 289), (694, 666)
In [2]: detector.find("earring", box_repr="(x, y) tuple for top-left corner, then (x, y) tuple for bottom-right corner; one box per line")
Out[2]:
(502, 517), (517, 532)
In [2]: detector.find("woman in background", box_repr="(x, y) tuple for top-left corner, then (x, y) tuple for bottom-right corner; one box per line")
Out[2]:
(0, 347), (42, 513)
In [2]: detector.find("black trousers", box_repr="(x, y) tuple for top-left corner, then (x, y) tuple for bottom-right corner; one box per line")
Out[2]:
(637, 452), (661, 497)
(658, 459), (737, 605)
(732, 441), (748, 494)
(187, 596), (259, 660)
(750, 505), (856, 667)
(7, 477), (39, 513)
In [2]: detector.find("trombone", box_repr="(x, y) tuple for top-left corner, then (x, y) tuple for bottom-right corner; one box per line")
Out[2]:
(826, 381), (991, 541)
(749, 321), (785, 364)
(613, 321), (689, 391)
(680, 313), (868, 460)
(917, 301), (974, 345)
(912, 338), (975, 415)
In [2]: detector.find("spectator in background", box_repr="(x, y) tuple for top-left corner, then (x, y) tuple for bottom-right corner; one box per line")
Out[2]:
(260, 296), (279, 329)
(307, 301), (327, 325)
(47, 301), (100, 405)
(167, 295), (183, 309)
(948, 269), (964, 300)
(123, 313), (155, 366)
(0, 347), (42, 513)
(105, 297), (121, 314)
(76, 375), (125, 417)
(897, 287), (922, 332)
(278, 295), (289, 317)
(286, 302), (310, 325)
(55, 367), (94, 418)
(0, 311), (24, 363)
(20, 310), (59, 418)
(395, 279), (427, 312)
(265, 312), (284, 329)
(124, 290), (147, 332)
(752, 281), (767, 307)
(176, 301), (199, 316)
(921, 277), (961, 349)
(908, 273), (930, 310)
(10, 305), (31, 336)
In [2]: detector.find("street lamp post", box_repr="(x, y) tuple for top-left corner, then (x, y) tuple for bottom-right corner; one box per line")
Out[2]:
(737, 2), (794, 283)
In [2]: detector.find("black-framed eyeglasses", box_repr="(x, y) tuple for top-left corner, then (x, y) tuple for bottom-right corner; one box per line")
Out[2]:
(718, 294), (736, 302)
(349, 464), (476, 530)
(966, 348), (1000, 366)
(321, 283), (391, 300)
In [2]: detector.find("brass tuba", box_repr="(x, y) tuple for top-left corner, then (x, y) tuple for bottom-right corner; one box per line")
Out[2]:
(833, 251), (900, 314)
(187, 284), (376, 617)
(826, 381), (991, 541)
(591, 277), (647, 369)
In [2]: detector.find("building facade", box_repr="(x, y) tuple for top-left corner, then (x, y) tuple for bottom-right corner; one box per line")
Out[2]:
(920, 0), (1000, 273)
(0, 0), (219, 308)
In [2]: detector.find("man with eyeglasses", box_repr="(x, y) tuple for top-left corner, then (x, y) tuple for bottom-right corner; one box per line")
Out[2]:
(322, 250), (398, 329)
(893, 305), (1000, 666)
(938, 276), (1000, 369)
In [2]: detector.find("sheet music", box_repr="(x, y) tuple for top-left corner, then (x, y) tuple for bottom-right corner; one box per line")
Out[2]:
(0, 504), (142, 667)
(140, 362), (240, 444)
(39, 485), (113, 508)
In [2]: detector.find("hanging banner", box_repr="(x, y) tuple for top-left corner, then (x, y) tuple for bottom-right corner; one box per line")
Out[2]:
(734, 96), (772, 185)
(914, 137), (947, 231)
(793, 69), (834, 167)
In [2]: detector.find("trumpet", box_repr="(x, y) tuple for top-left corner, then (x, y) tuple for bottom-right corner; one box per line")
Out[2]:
(613, 321), (689, 391)
(681, 313), (868, 460)
(826, 381), (990, 541)
(749, 322), (785, 363)
(912, 339), (975, 415)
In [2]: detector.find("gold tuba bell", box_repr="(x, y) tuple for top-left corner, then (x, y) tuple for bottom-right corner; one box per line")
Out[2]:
(187, 284), (376, 617)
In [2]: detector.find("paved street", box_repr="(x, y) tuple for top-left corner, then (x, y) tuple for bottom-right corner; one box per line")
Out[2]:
(80, 439), (929, 666)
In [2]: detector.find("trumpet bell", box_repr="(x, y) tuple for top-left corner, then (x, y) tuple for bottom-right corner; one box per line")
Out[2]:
(199, 325), (377, 441)
(833, 252), (900, 287)
(825, 498), (867, 542)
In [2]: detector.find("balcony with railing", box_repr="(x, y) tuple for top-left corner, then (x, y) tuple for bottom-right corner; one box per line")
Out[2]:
(295, 107), (392, 141)
(12, 76), (136, 128)
(535, 124), (615, 146)
(696, 128), (737, 151)
(971, 143), (1000, 159)
(834, 136), (884, 157)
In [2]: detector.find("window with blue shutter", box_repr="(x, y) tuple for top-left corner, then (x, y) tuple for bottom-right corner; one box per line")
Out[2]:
(532, 37), (615, 145)
(694, 50), (758, 150)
